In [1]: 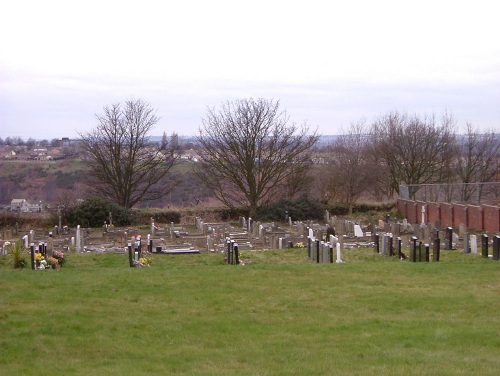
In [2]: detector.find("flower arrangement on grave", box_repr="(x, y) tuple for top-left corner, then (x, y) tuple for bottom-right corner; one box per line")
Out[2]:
(47, 256), (60, 269)
(52, 250), (66, 267)
(34, 253), (48, 269)
(34, 250), (66, 269)
(294, 242), (305, 248)
(137, 256), (152, 267)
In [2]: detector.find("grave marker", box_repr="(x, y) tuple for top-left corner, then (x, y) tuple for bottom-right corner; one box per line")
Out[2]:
(410, 236), (418, 262)
(470, 235), (477, 254)
(444, 227), (452, 250)
(336, 243), (343, 263)
(354, 225), (364, 238)
(482, 234), (489, 258)
(433, 237), (440, 262)
(463, 233), (470, 254)
(493, 236), (500, 260)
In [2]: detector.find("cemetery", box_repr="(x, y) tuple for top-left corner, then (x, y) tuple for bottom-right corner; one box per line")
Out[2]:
(1, 208), (499, 375)
(2, 205), (500, 268)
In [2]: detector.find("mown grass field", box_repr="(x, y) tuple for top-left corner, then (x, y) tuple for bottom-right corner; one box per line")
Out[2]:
(1, 247), (499, 375)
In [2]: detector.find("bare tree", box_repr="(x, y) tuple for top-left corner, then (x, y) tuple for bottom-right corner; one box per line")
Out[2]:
(195, 98), (319, 217)
(370, 111), (456, 199)
(322, 121), (376, 214)
(455, 123), (500, 201)
(79, 99), (177, 208)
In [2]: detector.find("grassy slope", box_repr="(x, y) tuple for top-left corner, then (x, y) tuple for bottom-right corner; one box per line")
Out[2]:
(0, 248), (499, 375)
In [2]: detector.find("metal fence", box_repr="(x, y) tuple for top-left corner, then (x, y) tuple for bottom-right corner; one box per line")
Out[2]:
(400, 182), (500, 204)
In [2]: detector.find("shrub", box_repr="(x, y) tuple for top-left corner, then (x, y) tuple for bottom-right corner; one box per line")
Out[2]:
(255, 197), (326, 221)
(5, 240), (28, 269)
(65, 198), (133, 227)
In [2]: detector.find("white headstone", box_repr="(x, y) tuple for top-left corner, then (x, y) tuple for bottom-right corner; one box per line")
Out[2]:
(308, 228), (314, 238)
(470, 235), (478, 254)
(76, 225), (81, 253)
(329, 235), (338, 247)
(23, 235), (29, 248)
(336, 243), (343, 263)
(354, 225), (364, 238)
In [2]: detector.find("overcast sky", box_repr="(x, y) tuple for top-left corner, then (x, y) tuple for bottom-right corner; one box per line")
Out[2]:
(1, 0), (499, 140)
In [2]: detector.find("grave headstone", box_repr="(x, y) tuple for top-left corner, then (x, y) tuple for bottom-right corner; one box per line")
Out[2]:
(410, 236), (418, 262)
(463, 233), (470, 254)
(396, 237), (402, 259)
(444, 227), (453, 250)
(482, 234), (489, 258)
(433, 237), (440, 262)
(493, 236), (500, 260)
(458, 224), (467, 239)
(452, 233), (459, 249)
(76, 225), (81, 253)
(336, 243), (342, 263)
(354, 225), (364, 238)
(470, 235), (477, 254)
(30, 243), (35, 270)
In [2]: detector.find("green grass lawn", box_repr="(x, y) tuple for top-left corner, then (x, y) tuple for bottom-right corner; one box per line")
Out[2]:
(1, 248), (499, 375)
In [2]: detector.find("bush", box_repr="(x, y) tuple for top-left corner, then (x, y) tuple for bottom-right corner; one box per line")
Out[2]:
(134, 209), (181, 225)
(65, 198), (133, 227)
(255, 197), (326, 222)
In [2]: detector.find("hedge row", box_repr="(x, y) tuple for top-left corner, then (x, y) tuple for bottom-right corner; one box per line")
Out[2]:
(0, 199), (396, 229)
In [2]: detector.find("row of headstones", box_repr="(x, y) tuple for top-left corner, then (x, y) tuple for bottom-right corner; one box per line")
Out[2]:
(151, 219), (188, 238)
(307, 229), (343, 264)
(127, 236), (159, 267)
(374, 233), (440, 262)
(464, 233), (500, 259)
(15, 228), (84, 253)
(225, 238), (240, 265)
(376, 227), (455, 262)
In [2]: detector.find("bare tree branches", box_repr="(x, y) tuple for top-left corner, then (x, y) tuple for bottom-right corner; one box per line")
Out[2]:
(195, 98), (319, 216)
(455, 123), (500, 201)
(321, 121), (376, 214)
(371, 111), (457, 199)
(79, 99), (176, 208)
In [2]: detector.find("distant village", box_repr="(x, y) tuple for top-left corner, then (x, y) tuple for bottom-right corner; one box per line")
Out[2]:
(0, 137), (79, 161)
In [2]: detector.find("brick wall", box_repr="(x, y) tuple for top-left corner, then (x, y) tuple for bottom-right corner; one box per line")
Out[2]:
(427, 203), (441, 225)
(453, 204), (468, 228)
(440, 203), (454, 228)
(483, 205), (500, 233)
(406, 201), (418, 224)
(467, 205), (483, 231)
(397, 200), (408, 219)
(397, 199), (499, 232)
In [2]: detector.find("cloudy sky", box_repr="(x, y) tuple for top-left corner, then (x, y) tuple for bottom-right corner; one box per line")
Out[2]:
(1, 0), (499, 140)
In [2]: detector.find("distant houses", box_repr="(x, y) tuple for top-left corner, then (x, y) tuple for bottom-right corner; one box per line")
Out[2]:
(10, 199), (43, 212)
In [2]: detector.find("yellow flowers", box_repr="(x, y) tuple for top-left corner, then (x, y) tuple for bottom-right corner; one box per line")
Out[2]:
(139, 257), (152, 266)
(34, 253), (44, 261)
